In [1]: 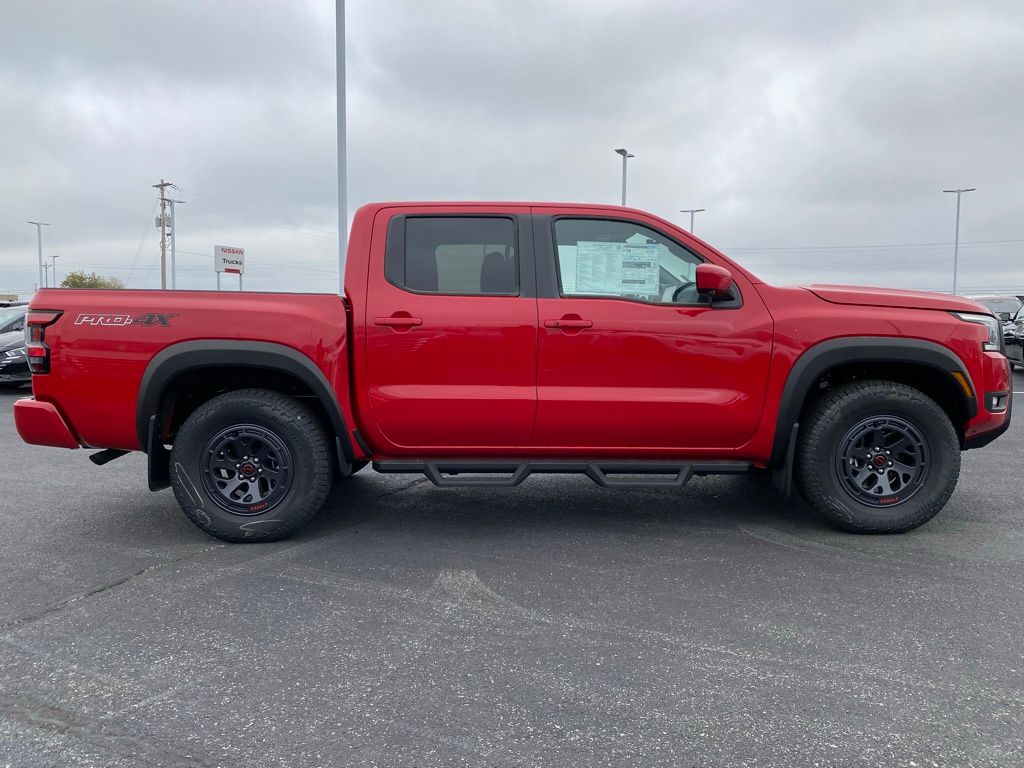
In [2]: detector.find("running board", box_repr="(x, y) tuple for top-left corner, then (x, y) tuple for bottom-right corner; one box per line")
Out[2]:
(372, 459), (751, 489)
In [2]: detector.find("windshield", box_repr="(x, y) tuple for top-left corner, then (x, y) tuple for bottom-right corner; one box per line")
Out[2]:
(0, 308), (25, 328)
(976, 298), (1021, 316)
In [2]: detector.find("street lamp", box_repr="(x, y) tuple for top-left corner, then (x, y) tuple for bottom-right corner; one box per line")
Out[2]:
(943, 188), (975, 294)
(614, 148), (634, 206)
(49, 255), (60, 287)
(42, 262), (51, 288)
(27, 221), (49, 290)
(680, 208), (707, 234)
(336, 0), (348, 293)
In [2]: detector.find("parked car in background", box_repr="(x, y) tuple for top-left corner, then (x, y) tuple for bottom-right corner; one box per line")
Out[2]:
(1004, 305), (1024, 370)
(0, 307), (29, 388)
(967, 294), (1023, 319)
(0, 306), (27, 335)
(966, 297), (1023, 370)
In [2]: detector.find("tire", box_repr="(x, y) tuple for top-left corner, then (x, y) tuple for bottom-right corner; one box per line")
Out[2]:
(170, 389), (333, 542)
(795, 380), (960, 533)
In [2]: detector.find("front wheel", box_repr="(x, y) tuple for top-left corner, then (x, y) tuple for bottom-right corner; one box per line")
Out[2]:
(795, 380), (961, 533)
(170, 389), (333, 542)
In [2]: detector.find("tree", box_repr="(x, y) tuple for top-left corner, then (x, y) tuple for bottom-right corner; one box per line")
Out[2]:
(60, 271), (125, 289)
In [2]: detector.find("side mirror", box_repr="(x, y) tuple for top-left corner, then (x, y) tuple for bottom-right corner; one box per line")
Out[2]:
(998, 312), (1011, 322)
(695, 263), (734, 300)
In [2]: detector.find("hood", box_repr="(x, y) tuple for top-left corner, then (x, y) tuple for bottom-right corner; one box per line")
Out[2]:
(806, 284), (991, 314)
(0, 330), (24, 351)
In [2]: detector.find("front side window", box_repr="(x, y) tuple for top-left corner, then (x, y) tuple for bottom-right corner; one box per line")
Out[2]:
(390, 216), (518, 296)
(554, 218), (703, 304)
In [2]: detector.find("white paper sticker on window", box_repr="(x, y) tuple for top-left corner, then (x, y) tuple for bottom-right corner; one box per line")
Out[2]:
(574, 241), (660, 297)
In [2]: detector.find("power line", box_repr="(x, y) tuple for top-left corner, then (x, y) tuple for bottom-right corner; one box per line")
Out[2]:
(126, 199), (159, 284)
(172, 185), (339, 243)
(726, 238), (1024, 252)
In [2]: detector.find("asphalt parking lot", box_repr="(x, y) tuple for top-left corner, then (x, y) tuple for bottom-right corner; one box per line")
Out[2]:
(1, 380), (1022, 768)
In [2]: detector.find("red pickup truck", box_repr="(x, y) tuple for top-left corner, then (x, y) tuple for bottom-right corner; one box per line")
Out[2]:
(14, 202), (1011, 541)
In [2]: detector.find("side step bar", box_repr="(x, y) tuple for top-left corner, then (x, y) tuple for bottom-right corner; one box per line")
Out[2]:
(372, 459), (751, 489)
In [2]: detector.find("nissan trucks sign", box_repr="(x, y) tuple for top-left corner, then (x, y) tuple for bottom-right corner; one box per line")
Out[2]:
(214, 245), (245, 274)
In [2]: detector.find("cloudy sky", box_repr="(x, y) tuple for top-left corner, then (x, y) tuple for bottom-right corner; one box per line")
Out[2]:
(2, 0), (1022, 297)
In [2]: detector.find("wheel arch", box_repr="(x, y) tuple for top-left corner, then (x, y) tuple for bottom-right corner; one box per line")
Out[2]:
(770, 337), (976, 471)
(138, 340), (354, 489)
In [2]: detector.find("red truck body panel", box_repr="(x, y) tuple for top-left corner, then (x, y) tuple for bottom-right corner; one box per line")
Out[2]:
(26, 290), (355, 452)
(15, 201), (1011, 470)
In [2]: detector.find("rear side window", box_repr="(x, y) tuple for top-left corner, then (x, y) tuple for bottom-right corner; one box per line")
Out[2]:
(386, 216), (518, 296)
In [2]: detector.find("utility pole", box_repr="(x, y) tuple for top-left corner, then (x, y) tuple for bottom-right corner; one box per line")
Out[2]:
(42, 263), (51, 288)
(153, 180), (171, 290)
(28, 221), (49, 291)
(336, 0), (347, 294)
(680, 208), (707, 234)
(49, 255), (60, 287)
(166, 198), (184, 290)
(943, 188), (975, 294)
(614, 148), (634, 206)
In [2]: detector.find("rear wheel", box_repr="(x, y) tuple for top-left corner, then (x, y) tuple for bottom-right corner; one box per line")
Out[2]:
(170, 389), (332, 542)
(795, 380), (960, 533)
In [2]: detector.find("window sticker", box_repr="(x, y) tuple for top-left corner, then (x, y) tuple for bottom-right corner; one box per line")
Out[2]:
(574, 241), (660, 298)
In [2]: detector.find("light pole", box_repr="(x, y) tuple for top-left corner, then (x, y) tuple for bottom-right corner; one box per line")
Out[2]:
(49, 255), (60, 287)
(42, 263), (51, 288)
(680, 208), (706, 234)
(943, 188), (975, 294)
(336, 0), (347, 293)
(28, 221), (49, 291)
(614, 148), (634, 206)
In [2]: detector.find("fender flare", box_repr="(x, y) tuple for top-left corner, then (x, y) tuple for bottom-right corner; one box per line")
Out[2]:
(769, 336), (976, 469)
(137, 339), (354, 464)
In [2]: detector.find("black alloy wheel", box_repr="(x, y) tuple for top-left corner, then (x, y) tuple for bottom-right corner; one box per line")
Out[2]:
(201, 424), (293, 515)
(835, 416), (929, 508)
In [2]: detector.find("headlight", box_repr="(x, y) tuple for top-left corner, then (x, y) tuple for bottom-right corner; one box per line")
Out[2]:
(951, 312), (1003, 353)
(4, 346), (26, 358)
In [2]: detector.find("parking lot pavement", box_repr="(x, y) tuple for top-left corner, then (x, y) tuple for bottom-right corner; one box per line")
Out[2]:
(0, 380), (1022, 768)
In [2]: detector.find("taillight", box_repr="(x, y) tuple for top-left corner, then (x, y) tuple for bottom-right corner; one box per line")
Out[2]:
(25, 310), (62, 374)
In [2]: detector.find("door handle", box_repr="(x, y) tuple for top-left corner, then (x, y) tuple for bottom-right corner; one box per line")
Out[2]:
(374, 314), (423, 329)
(544, 317), (592, 329)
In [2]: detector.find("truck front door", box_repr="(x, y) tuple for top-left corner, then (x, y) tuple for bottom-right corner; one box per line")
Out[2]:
(362, 208), (538, 452)
(531, 209), (773, 454)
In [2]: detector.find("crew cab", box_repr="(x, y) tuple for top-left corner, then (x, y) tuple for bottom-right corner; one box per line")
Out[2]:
(13, 202), (1012, 541)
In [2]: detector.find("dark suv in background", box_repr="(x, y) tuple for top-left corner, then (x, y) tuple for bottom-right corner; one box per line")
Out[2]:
(0, 306), (29, 389)
(967, 295), (1024, 370)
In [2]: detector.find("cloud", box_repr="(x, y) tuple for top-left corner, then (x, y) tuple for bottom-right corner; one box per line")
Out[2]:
(1, 0), (1022, 296)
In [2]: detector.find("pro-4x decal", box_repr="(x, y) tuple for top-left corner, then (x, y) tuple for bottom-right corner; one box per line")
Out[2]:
(75, 312), (179, 327)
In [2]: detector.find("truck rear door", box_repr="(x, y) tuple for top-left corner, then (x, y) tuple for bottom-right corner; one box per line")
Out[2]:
(362, 207), (538, 452)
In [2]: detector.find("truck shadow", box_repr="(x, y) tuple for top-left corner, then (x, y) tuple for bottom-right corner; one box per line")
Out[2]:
(302, 471), (817, 541)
